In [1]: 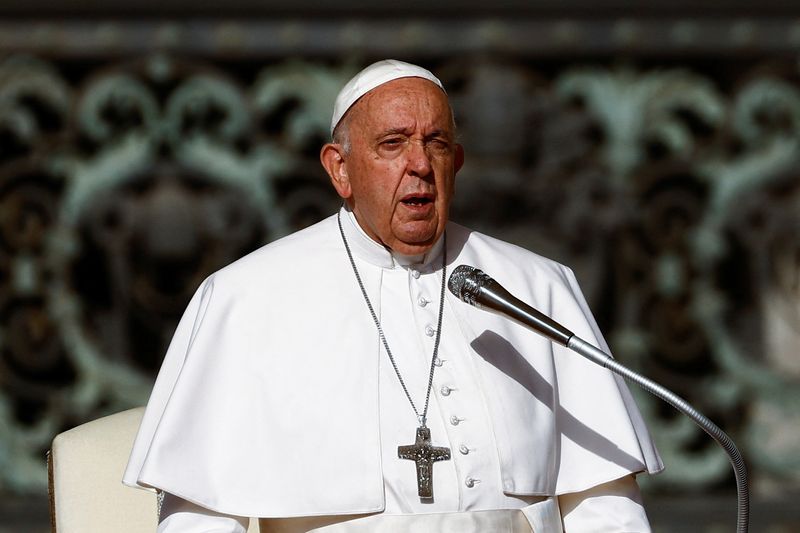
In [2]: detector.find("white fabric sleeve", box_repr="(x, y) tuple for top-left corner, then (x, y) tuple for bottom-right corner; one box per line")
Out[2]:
(157, 492), (250, 533)
(558, 475), (651, 533)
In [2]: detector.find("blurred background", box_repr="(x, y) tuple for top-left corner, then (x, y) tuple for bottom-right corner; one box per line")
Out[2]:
(1, 1), (799, 531)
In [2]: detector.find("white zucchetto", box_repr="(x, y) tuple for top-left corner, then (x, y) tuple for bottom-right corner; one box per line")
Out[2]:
(330, 59), (445, 135)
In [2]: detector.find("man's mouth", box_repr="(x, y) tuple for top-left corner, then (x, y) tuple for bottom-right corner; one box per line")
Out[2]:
(400, 194), (434, 207)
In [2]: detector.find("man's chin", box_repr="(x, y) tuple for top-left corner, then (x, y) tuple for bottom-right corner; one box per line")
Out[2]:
(388, 219), (445, 254)
(391, 234), (440, 256)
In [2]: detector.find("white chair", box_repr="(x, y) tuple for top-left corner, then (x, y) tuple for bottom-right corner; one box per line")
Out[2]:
(48, 406), (260, 533)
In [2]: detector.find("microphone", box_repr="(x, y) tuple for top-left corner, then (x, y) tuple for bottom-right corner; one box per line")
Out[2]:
(447, 265), (574, 346)
(447, 264), (750, 533)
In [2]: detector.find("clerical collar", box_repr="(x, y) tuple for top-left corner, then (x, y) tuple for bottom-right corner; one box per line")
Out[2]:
(340, 206), (445, 270)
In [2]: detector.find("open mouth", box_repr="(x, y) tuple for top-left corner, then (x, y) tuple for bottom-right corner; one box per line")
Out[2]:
(400, 195), (434, 207)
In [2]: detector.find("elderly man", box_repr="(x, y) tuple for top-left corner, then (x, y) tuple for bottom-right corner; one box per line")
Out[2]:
(124, 60), (662, 532)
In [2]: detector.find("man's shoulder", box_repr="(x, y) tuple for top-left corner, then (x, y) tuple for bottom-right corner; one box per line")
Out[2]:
(207, 213), (339, 289)
(449, 221), (572, 285)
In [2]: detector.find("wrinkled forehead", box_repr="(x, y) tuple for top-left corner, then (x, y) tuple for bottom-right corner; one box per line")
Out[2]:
(330, 59), (446, 135)
(351, 77), (454, 132)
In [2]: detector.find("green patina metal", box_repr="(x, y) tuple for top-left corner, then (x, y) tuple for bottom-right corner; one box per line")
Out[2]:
(0, 54), (798, 497)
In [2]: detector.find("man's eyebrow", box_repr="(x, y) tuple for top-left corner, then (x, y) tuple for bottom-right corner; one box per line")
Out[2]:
(426, 129), (451, 138)
(374, 127), (453, 139)
(377, 127), (410, 137)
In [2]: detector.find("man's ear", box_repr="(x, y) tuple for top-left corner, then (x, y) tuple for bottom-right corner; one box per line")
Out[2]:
(454, 143), (465, 174)
(320, 143), (352, 199)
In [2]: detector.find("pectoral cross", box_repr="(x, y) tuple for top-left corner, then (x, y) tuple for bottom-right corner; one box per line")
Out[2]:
(398, 426), (451, 499)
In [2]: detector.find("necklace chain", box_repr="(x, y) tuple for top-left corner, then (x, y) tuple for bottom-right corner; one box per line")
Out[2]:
(337, 211), (446, 428)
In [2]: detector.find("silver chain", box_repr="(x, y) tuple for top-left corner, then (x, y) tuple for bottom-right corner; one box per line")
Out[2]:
(337, 211), (446, 428)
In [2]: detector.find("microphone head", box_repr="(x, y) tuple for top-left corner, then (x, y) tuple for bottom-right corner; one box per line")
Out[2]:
(448, 265), (491, 305)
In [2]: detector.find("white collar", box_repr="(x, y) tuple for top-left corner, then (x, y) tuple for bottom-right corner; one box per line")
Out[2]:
(340, 205), (445, 270)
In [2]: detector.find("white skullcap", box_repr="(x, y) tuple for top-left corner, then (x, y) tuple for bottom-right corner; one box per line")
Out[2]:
(330, 59), (445, 135)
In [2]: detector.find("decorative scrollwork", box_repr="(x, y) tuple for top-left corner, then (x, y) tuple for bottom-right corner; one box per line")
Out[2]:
(77, 74), (160, 143)
(0, 54), (798, 499)
(732, 77), (800, 148)
(0, 56), (71, 164)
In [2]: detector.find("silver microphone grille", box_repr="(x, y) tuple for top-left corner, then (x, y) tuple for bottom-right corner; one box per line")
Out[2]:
(448, 265), (491, 305)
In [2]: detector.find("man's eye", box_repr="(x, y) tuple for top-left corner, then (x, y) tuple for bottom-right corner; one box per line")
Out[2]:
(379, 138), (407, 153)
(429, 139), (451, 152)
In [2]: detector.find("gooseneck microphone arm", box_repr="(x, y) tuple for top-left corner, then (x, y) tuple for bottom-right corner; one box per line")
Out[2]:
(448, 265), (749, 533)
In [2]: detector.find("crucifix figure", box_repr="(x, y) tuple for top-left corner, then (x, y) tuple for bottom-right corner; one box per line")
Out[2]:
(398, 426), (451, 499)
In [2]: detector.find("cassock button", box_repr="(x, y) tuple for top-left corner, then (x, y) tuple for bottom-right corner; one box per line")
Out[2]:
(440, 385), (452, 396)
(418, 297), (428, 307)
(425, 325), (436, 337)
(459, 444), (470, 455)
(450, 415), (463, 426)
(465, 477), (480, 488)
(411, 269), (421, 279)
(434, 357), (444, 367)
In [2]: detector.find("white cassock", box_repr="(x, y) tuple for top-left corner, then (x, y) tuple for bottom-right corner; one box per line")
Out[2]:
(123, 206), (663, 532)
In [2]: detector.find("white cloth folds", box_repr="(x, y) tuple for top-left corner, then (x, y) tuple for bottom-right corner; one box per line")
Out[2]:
(124, 209), (662, 518)
(156, 475), (651, 532)
(558, 475), (650, 532)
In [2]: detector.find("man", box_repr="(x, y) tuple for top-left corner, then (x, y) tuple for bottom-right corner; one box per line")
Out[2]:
(124, 60), (663, 532)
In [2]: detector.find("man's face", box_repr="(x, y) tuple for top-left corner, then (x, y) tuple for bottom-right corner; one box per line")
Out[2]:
(323, 77), (464, 256)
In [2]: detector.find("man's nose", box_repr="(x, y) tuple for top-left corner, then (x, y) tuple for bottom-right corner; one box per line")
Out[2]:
(406, 139), (433, 176)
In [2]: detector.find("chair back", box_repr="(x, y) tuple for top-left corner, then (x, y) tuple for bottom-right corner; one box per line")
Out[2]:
(48, 406), (260, 532)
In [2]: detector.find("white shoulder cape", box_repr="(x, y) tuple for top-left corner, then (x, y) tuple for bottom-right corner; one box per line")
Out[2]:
(123, 212), (663, 518)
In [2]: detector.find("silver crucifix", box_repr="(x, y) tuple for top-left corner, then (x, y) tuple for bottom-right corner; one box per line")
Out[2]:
(398, 426), (451, 499)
